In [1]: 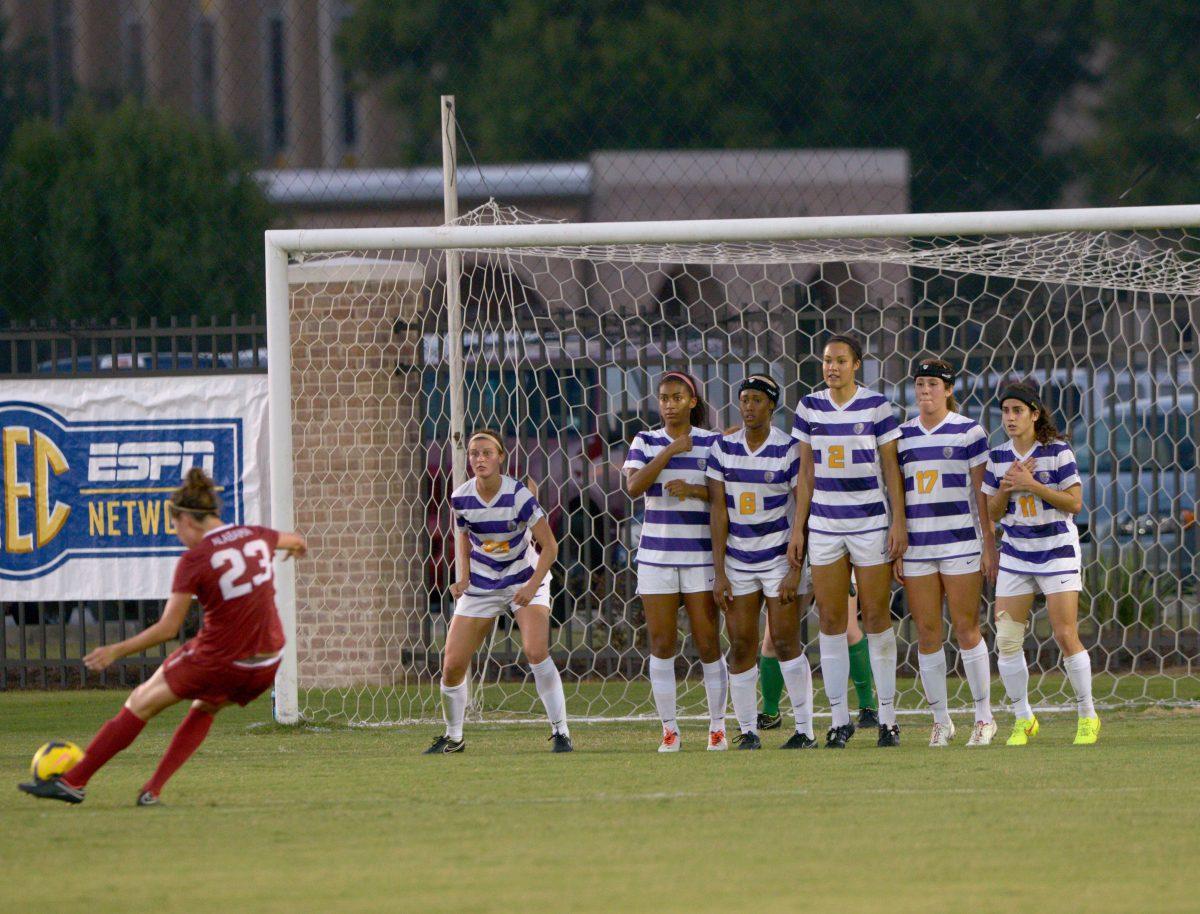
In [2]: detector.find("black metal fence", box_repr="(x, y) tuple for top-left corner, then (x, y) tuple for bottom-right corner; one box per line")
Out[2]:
(1, 317), (266, 689)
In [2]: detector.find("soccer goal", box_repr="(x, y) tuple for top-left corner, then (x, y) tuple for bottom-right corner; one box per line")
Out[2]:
(265, 201), (1200, 725)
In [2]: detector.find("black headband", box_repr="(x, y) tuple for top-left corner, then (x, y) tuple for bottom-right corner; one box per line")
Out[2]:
(739, 374), (780, 404)
(914, 360), (955, 385)
(999, 385), (1041, 411)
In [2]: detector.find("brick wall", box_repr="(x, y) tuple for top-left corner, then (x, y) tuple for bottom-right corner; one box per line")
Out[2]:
(287, 259), (426, 687)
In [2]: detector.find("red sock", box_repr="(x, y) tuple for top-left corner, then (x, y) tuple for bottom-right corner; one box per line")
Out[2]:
(141, 708), (214, 797)
(62, 707), (146, 788)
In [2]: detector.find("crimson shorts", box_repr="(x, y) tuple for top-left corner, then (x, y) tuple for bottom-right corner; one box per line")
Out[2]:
(162, 645), (281, 707)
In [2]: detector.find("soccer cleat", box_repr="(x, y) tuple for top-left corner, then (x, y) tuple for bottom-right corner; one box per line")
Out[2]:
(928, 720), (956, 747)
(857, 707), (879, 728)
(549, 731), (574, 753)
(824, 724), (855, 749)
(136, 790), (161, 807)
(1073, 715), (1101, 746)
(966, 720), (998, 747)
(780, 731), (819, 750)
(423, 734), (466, 755)
(1006, 715), (1039, 747)
(734, 730), (762, 750)
(707, 730), (728, 751)
(17, 776), (85, 804)
(757, 711), (782, 731)
(658, 729), (681, 753)
(877, 724), (901, 747)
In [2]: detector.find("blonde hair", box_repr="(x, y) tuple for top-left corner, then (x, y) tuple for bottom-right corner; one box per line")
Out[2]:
(169, 467), (220, 519)
(467, 429), (506, 454)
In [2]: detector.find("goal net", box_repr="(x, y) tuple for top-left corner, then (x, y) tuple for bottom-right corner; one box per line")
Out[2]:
(268, 202), (1200, 725)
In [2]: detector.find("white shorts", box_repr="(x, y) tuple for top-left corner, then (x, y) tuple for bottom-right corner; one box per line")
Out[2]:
(808, 528), (890, 568)
(995, 569), (1082, 598)
(902, 554), (981, 578)
(454, 575), (553, 619)
(727, 559), (811, 598)
(637, 564), (715, 595)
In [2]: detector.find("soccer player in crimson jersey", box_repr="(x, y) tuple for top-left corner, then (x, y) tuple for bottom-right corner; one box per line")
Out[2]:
(18, 468), (307, 806)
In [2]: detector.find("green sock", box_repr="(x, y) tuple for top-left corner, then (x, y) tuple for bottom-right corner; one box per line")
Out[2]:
(848, 637), (876, 710)
(759, 656), (784, 716)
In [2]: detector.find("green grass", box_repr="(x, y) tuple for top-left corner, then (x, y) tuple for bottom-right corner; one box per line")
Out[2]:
(2, 692), (1197, 913)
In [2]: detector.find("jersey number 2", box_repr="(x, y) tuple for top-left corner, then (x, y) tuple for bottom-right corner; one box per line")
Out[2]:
(211, 539), (273, 600)
(828, 444), (845, 469)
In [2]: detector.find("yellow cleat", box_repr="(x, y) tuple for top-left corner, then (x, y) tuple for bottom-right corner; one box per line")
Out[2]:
(1006, 715), (1039, 746)
(1073, 715), (1101, 745)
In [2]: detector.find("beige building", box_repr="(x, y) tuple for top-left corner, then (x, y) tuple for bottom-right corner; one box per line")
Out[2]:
(0, 0), (401, 166)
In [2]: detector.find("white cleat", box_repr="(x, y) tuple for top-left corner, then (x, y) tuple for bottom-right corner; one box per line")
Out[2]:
(707, 729), (728, 751)
(965, 720), (998, 747)
(658, 729), (681, 753)
(929, 720), (956, 747)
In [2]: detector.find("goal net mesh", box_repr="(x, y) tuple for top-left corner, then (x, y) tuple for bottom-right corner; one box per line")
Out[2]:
(285, 202), (1200, 724)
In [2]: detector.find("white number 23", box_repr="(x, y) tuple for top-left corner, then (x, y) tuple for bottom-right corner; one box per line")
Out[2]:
(211, 539), (273, 600)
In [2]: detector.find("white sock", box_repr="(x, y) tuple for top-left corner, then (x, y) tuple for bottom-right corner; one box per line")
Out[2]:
(530, 657), (569, 736)
(440, 679), (468, 741)
(1063, 649), (1095, 718)
(779, 655), (814, 738)
(701, 658), (728, 733)
(866, 629), (899, 726)
(648, 655), (678, 733)
(818, 632), (851, 728)
(918, 647), (951, 726)
(997, 650), (1033, 720)
(960, 641), (993, 723)
(728, 666), (759, 734)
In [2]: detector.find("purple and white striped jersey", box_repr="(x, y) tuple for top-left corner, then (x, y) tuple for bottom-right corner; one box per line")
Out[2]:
(981, 440), (1082, 575)
(705, 426), (799, 571)
(622, 427), (719, 567)
(896, 412), (989, 561)
(451, 475), (545, 594)
(791, 388), (902, 536)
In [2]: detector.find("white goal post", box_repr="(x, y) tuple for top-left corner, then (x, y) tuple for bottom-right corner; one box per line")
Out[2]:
(266, 203), (1200, 725)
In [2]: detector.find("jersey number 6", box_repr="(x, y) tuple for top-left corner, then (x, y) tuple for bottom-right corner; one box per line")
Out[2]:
(211, 539), (273, 600)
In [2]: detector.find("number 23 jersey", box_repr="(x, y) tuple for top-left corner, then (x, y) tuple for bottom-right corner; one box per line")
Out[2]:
(981, 440), (1082, 575)
(171, 524), (285, 664)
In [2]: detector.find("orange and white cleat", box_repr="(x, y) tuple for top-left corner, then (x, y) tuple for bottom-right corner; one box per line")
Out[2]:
(658, 729), (681, 753)
(707, 729), (728, 752)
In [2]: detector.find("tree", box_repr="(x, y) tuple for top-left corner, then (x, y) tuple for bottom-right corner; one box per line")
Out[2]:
(0, 102), (274, 323)
(339, 0), (1097, 211)
(1083, 0), (1200, 206)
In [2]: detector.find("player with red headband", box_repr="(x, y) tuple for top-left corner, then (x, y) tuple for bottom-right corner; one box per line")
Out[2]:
(623, 370), (728, 751)
(18, 468), (307, 806)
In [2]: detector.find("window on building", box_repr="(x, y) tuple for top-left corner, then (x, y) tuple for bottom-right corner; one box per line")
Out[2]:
(266, 12), (287, 156)
(193, 13), (215, 121)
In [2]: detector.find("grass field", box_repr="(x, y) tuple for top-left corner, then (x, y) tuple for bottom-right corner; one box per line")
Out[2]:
(2, 691), (1197, 913)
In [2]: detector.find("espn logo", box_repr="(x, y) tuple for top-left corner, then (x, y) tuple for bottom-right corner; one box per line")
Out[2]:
(87, 441), (215, 483)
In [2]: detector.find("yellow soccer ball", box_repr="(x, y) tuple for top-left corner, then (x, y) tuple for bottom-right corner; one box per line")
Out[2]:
(30, 740), (84, 782)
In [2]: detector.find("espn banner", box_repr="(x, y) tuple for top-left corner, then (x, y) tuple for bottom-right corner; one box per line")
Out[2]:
(0, 375), (269, 600)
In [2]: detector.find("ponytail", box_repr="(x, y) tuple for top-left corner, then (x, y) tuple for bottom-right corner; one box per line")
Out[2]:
(169, 467), (221, 519)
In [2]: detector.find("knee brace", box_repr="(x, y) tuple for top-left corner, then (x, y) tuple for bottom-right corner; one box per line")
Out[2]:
(995, 612), (1026, 657)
